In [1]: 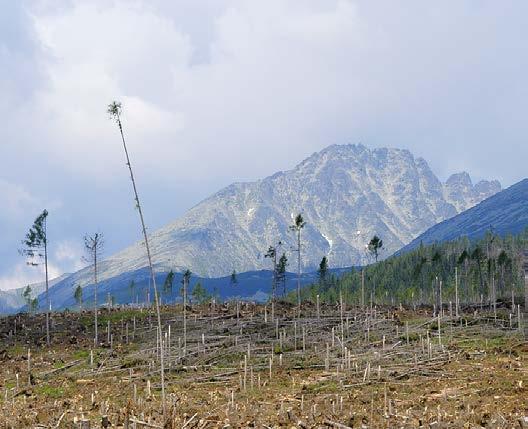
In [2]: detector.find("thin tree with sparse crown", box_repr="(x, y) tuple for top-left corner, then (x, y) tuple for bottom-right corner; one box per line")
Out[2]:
(367, 235), (383, 263)
(230, 269), (238, 288)
(290, 214), (306, 315)
(163, 270), (175, 299)
(181, 269), (191, 355)
(265, 245), (278, 301)
(107, 101), (166, 413)
(84, 232), (104, 345)
(277, 253), (288, 296)
(23, 285), (33, 313)
(74, 284), (83, 311)
(318, 256), (329, 287)
(20, 210), (50, 345)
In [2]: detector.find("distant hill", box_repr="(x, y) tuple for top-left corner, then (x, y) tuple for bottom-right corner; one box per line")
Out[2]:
(0, 274), (70, 314)
(30, 267), (352, 312)
(400, 179), (528, 253)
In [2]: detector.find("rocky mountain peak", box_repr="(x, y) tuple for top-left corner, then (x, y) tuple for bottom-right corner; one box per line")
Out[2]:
(443, 172), (501, 212)
(93, 144), (500, 279)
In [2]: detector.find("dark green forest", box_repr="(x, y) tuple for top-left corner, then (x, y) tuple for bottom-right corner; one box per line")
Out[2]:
(297, 229), (528, 307)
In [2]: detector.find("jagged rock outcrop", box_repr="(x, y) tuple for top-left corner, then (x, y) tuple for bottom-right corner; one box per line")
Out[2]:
(92, 144), (500, 278)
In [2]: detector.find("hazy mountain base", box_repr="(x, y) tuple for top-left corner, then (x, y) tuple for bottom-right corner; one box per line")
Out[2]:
(20, 267), (352, 314)
(0, 274), (70, 314)
(401, 178), (528, 253)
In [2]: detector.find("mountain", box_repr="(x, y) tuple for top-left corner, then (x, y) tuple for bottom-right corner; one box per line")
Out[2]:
(400, 179), (528, 252)
(100, 144), (498, 278)
(442, 172), (501, 213)
(0, 274), (70, 314)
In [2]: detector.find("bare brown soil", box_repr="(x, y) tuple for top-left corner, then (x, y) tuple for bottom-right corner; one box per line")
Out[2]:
(0, 302), (526, 428)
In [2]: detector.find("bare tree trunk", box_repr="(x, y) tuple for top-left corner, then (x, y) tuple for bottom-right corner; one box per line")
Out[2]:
(297, 229), (301, 317)
(44, 220), (50, 346)
(361, 269), (365, 309)
(94, 248), (98, 345)
(183, 276), (187, 356)
(115, 112), (166, 414)
(525, 267), (528, 312)
(455, 266), (459, 317)
(434, 277), (441, 315)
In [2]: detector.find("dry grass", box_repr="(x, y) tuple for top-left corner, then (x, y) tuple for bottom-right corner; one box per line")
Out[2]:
(0, 302), (526, 428)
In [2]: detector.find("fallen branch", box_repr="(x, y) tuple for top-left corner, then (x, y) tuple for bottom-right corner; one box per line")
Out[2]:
(324, 419), (352, 429)
(181, 412), (197, 429)
(129, 418), (163, 428)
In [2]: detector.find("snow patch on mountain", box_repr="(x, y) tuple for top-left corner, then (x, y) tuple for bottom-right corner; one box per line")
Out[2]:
(63, 144), (501, 282)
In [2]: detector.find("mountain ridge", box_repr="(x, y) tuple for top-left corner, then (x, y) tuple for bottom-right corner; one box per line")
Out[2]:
(59, 144), (500, 281)
(2, 143), (502, 314)
(399, 178), (528, 253)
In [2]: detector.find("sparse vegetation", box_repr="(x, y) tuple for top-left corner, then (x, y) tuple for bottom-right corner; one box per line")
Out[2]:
(0, 301), (525, 427)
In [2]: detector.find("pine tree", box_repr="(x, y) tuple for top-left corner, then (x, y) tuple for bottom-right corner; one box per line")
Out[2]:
(471, 246), (485, 297)
(230, 270), (238, 288)
(23, 285), (33, 313)
(74, 284), (83, 311)
(367, 235), (383, 263)
(497, 250), (509, 298)
(163, 270), (175, 297)
(277, 253), (288, 296)
(265, 245), (278, 301)
(318, 256), (329, 287)
(289, 214), (306, 313)
(20, 210), (50, 344)
(192, 282), (208, 304)
(129, 280), (136, 304)
(431, 250), (442, 310)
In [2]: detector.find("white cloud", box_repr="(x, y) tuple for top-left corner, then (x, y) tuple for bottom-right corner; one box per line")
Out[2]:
(1, 0), (528, 285)
(0, 239), (85, 291)
(0, 261), (62, 291)
(20, 0), (526, 187)
(0, 179), (36, 220)
(54, 240), (86, 272)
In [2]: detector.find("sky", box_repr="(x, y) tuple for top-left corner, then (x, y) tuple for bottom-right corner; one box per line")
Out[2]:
(1, 0), (527, 290)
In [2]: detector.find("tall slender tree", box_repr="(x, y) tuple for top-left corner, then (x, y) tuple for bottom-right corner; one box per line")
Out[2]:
(318, 256), (329, 287)
(22, 285), (33, 313)
(290, 214), (306, 314)
(20, 210), (50, 345)
(74, 284), (83, 311)
(431, 250), (442, 310)
(497, 250), (508, 298)
(265, 245), (278, 301)
(163, 270), (175, 299)
(367, 235), (383, 263)
(413, 256), (428, 302)
(108, 101), (166, 412)
(277, 253), (288, 296)
(230, 270), (238, 288)
(192, 282), (208, 304)
(471, 246), (486, 298)
(366, 234), (383, 302)
(181, 269), (191, 355)
(129, 280), (136, 304)
(457, 250), (470, 302)
(84, 232), (104, 345)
